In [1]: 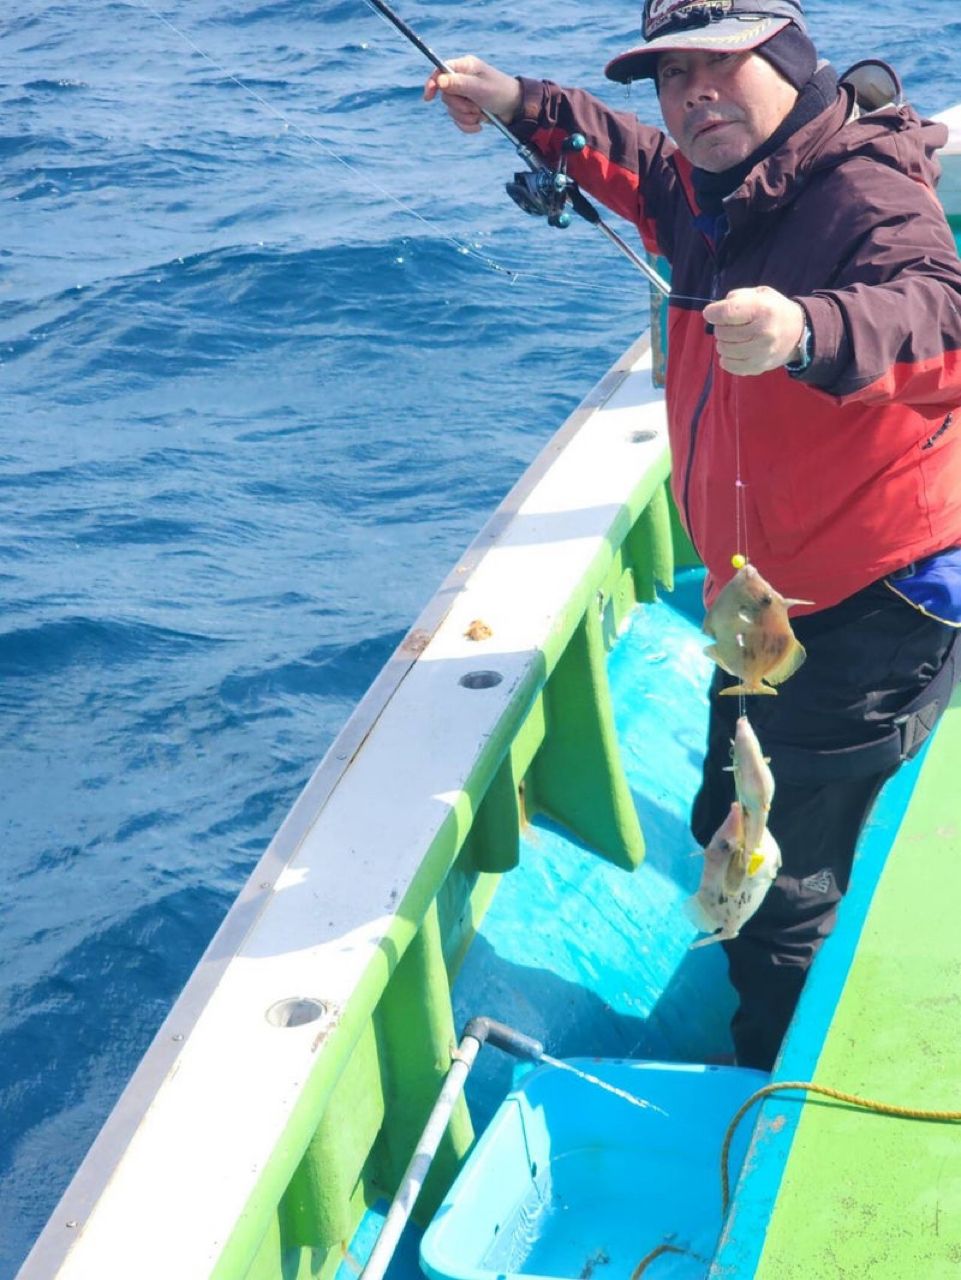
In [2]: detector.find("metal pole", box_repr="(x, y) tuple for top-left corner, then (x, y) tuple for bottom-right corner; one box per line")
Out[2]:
(359, 1018), (545, 1280)
(360, 1034), (482, 1280)
(361, 0), (545, 169)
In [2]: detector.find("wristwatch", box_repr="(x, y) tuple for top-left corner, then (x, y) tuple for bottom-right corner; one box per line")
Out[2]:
(785, 318), (812, 373)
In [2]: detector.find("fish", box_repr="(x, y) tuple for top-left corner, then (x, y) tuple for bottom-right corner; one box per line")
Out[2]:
(703, 563), (812, 696)
(684, 801), (744, 934)
(728, 714), (775, 878)
(686, 817), (782, 948)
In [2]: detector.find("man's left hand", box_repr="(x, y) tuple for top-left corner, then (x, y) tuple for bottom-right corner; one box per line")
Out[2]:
(702, 286), (807, 376)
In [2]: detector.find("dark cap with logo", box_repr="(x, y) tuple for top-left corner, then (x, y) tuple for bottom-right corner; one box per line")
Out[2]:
(605, 0), (808, 84)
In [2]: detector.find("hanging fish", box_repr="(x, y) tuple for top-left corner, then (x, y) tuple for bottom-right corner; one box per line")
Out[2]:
(684, 801), (744, 932)
(685, 807), (782, 949)
(727, 714), (775, 879)
(703, 563), (811, 696)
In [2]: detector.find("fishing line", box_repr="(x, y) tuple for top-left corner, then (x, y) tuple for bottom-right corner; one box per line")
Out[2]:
(124, 0), (672, 307)
(732, 376), (750, 721)
(357, 0), (716, 303)
(128, 1), (521, 279)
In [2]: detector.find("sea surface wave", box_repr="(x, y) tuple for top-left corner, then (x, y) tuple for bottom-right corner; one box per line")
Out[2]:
(2, 0), (958, 1271)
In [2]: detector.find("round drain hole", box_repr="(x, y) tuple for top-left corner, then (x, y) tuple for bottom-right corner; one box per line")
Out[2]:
(459, 670), (503, 690)
(265, 998), (327, 1028)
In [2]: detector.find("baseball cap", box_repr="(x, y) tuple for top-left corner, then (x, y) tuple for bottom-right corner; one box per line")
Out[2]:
(605, 0), (807, 84)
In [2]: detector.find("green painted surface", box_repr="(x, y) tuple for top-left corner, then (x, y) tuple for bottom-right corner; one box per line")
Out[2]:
(282, 1018), (386, 1250)
(372, 900), (474, 1222)
(530, 604), (645, 870)
(213, 453), (679, 1280)
(469, 752), (522, 873)
(755, 689), (961, 1279)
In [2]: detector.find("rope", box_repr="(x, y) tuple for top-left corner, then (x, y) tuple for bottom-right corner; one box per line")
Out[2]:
(629, 1076), (961, 1275)
(720, 1079), (961, 1215)
(629, 1242), (690, 1277)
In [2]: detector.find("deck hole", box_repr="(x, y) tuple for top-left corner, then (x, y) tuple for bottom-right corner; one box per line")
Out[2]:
(266, 997), (327, 1028)
(631, 428), (657, 442)
(459, 670), (503, 690)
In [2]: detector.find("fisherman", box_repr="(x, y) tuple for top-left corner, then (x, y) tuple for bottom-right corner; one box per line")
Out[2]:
(425, 0), (961, 1070)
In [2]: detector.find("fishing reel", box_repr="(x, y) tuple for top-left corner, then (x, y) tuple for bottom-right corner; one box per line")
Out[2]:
(506, 133), (586, 229)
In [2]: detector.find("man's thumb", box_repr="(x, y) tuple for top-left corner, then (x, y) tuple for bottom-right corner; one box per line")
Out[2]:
(437, 71), (470, 96)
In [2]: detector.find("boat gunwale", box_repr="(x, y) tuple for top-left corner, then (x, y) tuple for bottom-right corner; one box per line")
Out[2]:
(19, 326), (671, 1280)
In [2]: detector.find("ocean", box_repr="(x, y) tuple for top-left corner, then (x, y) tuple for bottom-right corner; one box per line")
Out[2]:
(1, 0), (958, 1270)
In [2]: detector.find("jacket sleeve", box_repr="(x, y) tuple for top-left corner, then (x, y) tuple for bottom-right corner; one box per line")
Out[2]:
(509, 77), (685, 259)
(792, 160), (961, 409)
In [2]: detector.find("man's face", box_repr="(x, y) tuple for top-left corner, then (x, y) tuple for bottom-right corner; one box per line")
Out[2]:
(657, 48), (799, 171)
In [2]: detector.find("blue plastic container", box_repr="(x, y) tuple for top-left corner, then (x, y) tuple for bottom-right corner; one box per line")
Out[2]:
(420, 1059), (768, 1280)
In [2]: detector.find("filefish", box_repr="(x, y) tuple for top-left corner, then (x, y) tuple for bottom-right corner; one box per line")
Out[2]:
(685, 810), (782, 948)
(728, 714), (775, 879)
(703, 563), (811, 696)
(684, 801), (744, 934)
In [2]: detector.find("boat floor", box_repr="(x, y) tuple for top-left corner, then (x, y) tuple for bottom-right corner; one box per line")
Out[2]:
(718, 680), (961, 1278)
(339, 569), (934, 1280)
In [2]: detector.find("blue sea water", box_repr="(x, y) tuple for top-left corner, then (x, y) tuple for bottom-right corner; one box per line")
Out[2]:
(1, 0), (958, 1271)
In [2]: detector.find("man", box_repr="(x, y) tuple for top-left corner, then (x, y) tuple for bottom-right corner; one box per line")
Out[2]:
(425, 0), (961, 1070)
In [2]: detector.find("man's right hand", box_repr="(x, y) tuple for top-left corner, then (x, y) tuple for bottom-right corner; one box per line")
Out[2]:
(423, 56), (523, 133)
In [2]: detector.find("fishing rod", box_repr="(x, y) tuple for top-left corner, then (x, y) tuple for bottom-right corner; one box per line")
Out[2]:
(362, 0), (672, 296)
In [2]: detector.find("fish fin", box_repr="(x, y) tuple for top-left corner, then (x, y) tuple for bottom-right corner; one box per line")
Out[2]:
(724, 860), (747, 893)
(703, 643), (737, 675)
(683, 896), (716, 931)
(764, 639), (807, 687)
(690, 929), (737, 950)
(719, 683), (777, 697)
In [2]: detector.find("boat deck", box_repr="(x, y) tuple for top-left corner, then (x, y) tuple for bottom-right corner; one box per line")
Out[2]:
(717, 681), (961, 1278)
(450, 567), (736, 1133)
(338, 569), (736, 1280)
(340, 571), (947, 1280)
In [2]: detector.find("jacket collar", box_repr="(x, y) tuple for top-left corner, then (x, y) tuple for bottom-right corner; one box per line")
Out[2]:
(718, 67), (947, 227)
(718, 69), (847, 226)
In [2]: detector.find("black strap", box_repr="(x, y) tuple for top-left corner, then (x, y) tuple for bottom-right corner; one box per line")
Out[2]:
(766, 627), (961, 785)
(893, 625), (961, 758)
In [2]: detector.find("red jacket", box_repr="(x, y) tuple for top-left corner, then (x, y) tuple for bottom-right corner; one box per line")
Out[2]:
(512, 75), (961, 612)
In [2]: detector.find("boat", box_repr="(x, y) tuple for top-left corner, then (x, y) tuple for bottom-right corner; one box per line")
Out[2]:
(16, 106), (961, 1280)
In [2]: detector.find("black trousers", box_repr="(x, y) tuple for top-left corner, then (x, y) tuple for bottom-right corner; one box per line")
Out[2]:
(691, 579), (960, 1071)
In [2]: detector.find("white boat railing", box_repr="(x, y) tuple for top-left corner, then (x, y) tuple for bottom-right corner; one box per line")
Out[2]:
(18, 330), (675, 1280)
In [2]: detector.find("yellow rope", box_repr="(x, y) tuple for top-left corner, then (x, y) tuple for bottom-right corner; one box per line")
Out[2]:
(629, 1242), (688, 1278)
(721, 1079), (961, 1215)
(628, 1077), (961, 1275)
